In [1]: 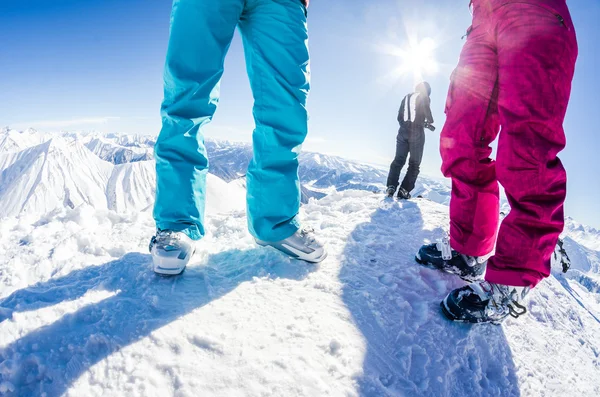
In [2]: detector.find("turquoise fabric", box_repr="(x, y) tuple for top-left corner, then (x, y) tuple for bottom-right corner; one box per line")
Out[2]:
(154, 0), (309, 242)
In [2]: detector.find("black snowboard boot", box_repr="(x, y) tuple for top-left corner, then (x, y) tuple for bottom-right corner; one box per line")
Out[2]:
(385, 186), (396, 198)
(441, 281), (530, 324)
(415, 237), (487, 282)
(397, 187), (411, 200)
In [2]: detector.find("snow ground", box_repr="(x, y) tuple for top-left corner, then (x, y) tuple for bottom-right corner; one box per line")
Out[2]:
(1, 191), (599, 397)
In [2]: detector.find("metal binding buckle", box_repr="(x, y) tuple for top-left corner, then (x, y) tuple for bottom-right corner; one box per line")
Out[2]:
(436, 236), (452, 260)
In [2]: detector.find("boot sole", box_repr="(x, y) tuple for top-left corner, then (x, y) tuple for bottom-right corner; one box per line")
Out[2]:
(256, 240), (327, 264)
(152, 248), (195, 276)
(154, 266), (187, 276)
(440, 299), (503, 325)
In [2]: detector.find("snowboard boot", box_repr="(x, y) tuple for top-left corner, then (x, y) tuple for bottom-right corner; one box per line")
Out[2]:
(150, 230), (196, 275)
(385, 186), (396, 198)
(397, 187), (411, 200)
(415, 237), (488, 282)
(256, 227), (327, 263)
(441, 281), (530, 324)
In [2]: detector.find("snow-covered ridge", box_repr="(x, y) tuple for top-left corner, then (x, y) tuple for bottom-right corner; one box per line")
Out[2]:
(0, 128), (50, 153)
(0, 137), (113, 217)
(85, 137), (153, 164)
(0, 128), (449, 218)
(0, 129), (245, 218)
(564, 217), (600, 251)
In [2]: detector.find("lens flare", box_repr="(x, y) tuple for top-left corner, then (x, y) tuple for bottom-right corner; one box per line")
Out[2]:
(392, 37), (439, 84)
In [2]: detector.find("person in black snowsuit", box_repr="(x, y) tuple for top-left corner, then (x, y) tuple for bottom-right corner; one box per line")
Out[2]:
(386, 82), (435, 199)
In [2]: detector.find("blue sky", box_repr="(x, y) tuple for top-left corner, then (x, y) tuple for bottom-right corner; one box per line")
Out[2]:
(1, 0), (599, 227)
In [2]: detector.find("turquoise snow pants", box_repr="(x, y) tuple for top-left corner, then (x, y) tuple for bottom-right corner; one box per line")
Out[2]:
(154, 0), (310, 242)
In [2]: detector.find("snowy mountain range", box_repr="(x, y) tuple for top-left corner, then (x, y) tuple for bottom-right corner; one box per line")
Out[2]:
(0, 127), (598, 396)
(0, 129), (247, 217)
(0, 128), (446, 216)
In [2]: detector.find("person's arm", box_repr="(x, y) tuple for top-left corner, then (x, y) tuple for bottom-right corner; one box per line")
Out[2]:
(302, 0), (309, 7)
(424, 96), (434, 125)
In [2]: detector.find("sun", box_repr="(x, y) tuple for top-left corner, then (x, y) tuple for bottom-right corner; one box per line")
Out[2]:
(378, 36), (440, 86)
(402, 37), (438, 77)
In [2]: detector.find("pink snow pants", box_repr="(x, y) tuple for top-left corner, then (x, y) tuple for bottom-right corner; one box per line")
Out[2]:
(441, 0), (578, 287)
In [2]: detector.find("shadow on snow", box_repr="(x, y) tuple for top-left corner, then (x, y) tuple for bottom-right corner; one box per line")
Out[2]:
(0, 249), (314, 396)
(339, 199), (520, 397)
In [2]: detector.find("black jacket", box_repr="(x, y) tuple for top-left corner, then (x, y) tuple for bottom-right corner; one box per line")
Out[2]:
(397, 93), (434, 130)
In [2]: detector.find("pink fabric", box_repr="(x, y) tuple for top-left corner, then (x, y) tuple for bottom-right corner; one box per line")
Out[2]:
(470, 0), (570, 17)
(441, 0), (578, 287)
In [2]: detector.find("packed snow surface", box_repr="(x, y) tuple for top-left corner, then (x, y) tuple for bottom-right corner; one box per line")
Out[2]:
(0, 128), (599, 396)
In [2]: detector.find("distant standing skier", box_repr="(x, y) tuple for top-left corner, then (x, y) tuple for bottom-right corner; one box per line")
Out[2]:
(416, 0), (578, 323)
(151, 0), (326, 275)
(386, 82), (435, 199)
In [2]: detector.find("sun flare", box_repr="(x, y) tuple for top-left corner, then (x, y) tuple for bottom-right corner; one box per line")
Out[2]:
(379, 36), (440, 86)
(402, 37), (439, 77)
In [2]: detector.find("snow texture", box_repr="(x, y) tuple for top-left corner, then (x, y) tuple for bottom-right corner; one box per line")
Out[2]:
(0, 128), (599, 396)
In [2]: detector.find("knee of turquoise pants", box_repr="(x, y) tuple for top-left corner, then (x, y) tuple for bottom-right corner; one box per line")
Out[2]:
(240, 0), (310, 242)
(153, 0), (244, 240)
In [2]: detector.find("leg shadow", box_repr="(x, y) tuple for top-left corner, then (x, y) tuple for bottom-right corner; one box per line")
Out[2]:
(0, 249), (314, 396)
(339, 201), (520, 396)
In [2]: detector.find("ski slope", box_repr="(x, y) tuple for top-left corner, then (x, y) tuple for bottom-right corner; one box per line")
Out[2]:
(0, 190), (599, 396)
